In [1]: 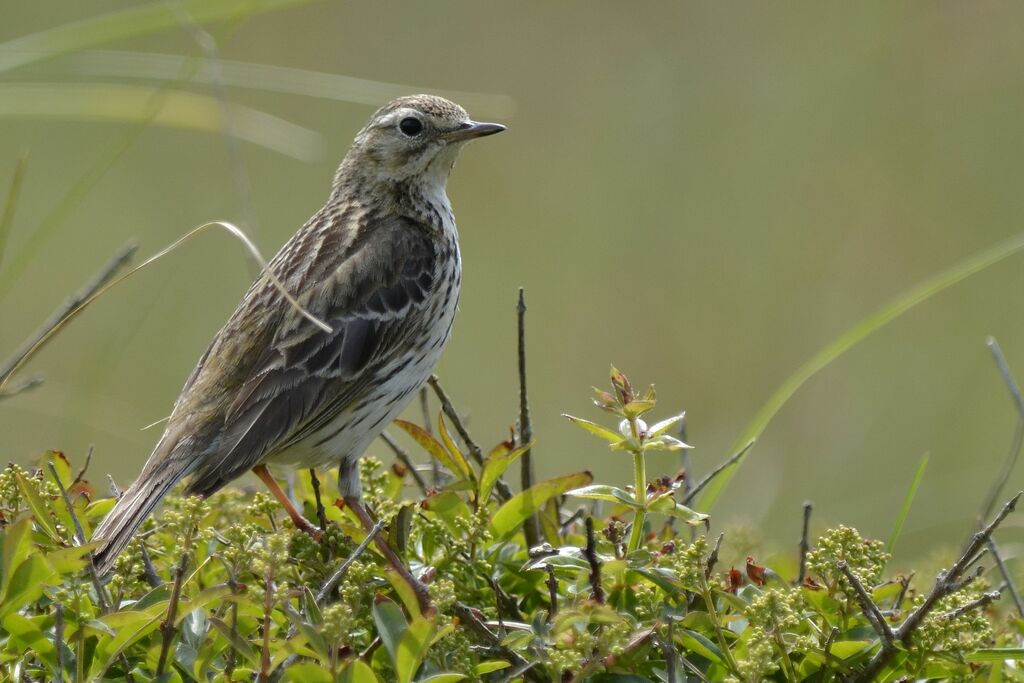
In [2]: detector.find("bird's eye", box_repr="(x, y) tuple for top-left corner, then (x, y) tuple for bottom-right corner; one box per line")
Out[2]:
(399, 117), (423, 136)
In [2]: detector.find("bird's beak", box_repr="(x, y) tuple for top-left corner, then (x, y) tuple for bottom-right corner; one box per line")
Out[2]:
(444, 120), (506, 142)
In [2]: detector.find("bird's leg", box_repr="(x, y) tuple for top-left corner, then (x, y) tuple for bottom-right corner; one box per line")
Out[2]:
(344, 495), (433, 615)
(252, 465), (321, 540)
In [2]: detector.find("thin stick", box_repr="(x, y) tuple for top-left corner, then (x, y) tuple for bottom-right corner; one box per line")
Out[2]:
(72, 446), (93, 488)
(316, 518), (386, 604)
(545, 564), (558, 620)
(0, 242), (136, 388)
(683, 440), (755, 505)
(978, 337), (1024, 526)
(309, 469), (327, 532)
(940, 590), (1000, 620)
(798, 501), (813, 584)
(853, 491), (1020, 682)
(706, 532), (725, 578)
(517, 288), (541, 546)
(428, 375), (514, 502)
(837, 561), (894, 646)
(47, 462), (110, 613)
(380, 431), (428, 494)
(986, 539), (1024, 616)
(156, 552), (190, 677)
(584, 517), (605, 604)
(427, 376), (484, 465)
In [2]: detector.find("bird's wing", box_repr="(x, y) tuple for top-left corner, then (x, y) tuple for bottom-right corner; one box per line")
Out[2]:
(185, 215), (439, 495)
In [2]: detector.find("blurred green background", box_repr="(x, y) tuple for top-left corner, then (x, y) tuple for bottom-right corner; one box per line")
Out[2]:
(3, 1), (1024, 565)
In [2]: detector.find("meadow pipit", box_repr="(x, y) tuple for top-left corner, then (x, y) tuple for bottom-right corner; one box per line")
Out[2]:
(92, 95), (504, 607)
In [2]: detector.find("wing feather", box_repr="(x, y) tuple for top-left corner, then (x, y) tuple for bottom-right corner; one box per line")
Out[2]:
(185, 215), (437, 495)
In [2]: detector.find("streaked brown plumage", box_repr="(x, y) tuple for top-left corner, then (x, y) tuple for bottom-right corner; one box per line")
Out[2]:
(92, 95), (504, 576)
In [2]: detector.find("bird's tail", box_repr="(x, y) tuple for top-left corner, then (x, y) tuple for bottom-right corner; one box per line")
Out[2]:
(92, 434), (193, 575)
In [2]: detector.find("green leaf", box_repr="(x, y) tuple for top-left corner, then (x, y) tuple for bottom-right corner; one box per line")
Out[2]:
(14, 471), (61, 543)
(396, 615), (435, 683)
(967, 648), (1024, 662)
(2, 612), (54, 657)
(0, 555), (55, 618)
(437, 414), (474, 483)
(284, 663), (335, 683)
(0, 518), (33, 596)
(0, 0), (318, 74)
(479, 443), (530, 504)
(339, 659), (382, 683)
(678, 628), (723, 663)
(562, 414), (623, 444)
(474, 661), (511, 675)
(829, 640), (873, 661)
(698, 230), (1024, 510)
(648, 412), (685, 437)
(646, 497), (709, 525)
(491, 471), (593, 539)
(208, 616), (259, 667)
(89, 607), (165, 677)
(418, 675), (467, 683)
(566, 484), (641, 508)
(373, 595), (409, 667)
(886, 454), (929, 557)
(394, 419), (469, 483)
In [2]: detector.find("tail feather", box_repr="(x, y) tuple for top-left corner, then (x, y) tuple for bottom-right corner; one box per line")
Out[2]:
(92, 436), (193, 574)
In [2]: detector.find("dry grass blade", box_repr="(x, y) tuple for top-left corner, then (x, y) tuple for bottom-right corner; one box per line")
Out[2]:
(0, 83), (322, 161)
(0, 221), (330, 394)
(49, 49), (517, 118)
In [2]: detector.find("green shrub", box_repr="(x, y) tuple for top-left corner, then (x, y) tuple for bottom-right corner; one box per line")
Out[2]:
(1, 369), (1020, 682)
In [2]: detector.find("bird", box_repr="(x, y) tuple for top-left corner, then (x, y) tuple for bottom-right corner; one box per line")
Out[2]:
(91, 95), (505, 601)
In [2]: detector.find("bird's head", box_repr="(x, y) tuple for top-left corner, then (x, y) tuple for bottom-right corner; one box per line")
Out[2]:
(342, 94), (505, 187)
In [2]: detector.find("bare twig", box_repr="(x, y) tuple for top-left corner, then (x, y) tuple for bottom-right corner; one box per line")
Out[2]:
(517, 289), (542, 547)
(380, 431), (428, 495)
(979, 337), (1024, 526)
(853, 491), (1020, 682)
(986, 539), (1023, 616)
(0, 242), (137, 388)
(799, 501), (813, 584)
(894, 572), (914, 610)
(428, 375), (514, 502)
(706, 532), (724, 579)
(940, 590), (1001, 620)
(72, 446), (93, 488)
(309, 469), (327, 532)
(837, 561), (894, 647)
(451, 602), (539, 680)
(545, 564), (558, 620)
(584, 517), (605, 603)
(427, 376), (484, 465)
(683, 439), (756, 505)
(156, 552), (189, 677)
(47, 461), (110, 613)
(316, 518), (386, 604)
(138, 543), (162, 589)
